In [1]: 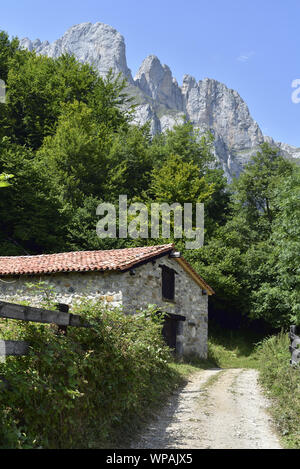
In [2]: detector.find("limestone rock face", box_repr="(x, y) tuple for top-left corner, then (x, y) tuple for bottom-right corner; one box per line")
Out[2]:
(183, 78), (264, 150)
(181, 77), (265, 178)
(131, 103), (162, 134)
(20, 22), (133, 83)
(20, 22), (298, 179)
(264, 136), (300, 161)
(134, 55), (184, 111)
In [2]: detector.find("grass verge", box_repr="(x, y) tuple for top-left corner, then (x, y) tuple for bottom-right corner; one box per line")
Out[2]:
(256, 332), (300, 449)
(207, 325), (263, 369)
(207, 325), (300, 449)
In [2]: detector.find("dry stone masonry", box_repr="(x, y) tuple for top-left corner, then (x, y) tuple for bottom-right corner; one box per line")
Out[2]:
(0, 247), (212, 358)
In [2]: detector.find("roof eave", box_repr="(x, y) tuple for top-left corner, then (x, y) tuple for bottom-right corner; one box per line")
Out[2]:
(174, 257), (215, 295)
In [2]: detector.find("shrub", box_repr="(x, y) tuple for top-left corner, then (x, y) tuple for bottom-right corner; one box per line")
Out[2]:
(0, 302), (180, 448)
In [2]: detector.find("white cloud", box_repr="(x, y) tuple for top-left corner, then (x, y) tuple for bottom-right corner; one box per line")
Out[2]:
(237, 51), (255, 62)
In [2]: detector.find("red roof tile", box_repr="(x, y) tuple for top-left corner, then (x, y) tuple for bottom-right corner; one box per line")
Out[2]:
(0, 244), (175, 276)
(0, 244), (214, 294)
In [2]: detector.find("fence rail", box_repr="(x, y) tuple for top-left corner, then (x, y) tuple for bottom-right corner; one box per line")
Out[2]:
(0, 340), (29, 357)
(0, 301), (89, 328)
(0, 301), (91, 357)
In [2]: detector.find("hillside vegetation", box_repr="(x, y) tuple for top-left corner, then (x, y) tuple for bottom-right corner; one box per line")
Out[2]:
(0, 31), (300, 329)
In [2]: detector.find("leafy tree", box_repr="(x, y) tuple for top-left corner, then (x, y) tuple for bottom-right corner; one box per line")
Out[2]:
(149, 153), (214, 205)
(151, 120), (215, 169)
(1, 53), (97, 148)
(0, 45), (135, 150)
(37, 101), (111, 208)
(186, 144), (295, 329)
(65, 196), (129, 252)
(0, 138), (66, 254)
(88, 69), (135, 131)
(149, 122), (229, 240)
(202, 168), (231, 238)
(0, 31), (20, 82)
(0, 173), (13, 188)
(270, 169), (300, 325)
(105, 124), (154, 202)
(231, 143), (293, 238)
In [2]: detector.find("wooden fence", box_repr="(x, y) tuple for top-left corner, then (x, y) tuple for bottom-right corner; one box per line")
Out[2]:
(0, 301), (90, 358)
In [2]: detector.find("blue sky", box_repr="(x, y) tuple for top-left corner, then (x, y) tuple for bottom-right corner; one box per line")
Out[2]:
(2, 0), (300, 146)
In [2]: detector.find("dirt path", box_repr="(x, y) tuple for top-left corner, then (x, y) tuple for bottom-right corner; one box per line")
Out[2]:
(131, 368), (282, 449)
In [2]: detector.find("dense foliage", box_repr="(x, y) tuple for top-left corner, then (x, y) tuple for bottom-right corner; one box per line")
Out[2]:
(185, 144), (299, 329)
(0, 303), (182, 449)
(0, 31), (300, 328)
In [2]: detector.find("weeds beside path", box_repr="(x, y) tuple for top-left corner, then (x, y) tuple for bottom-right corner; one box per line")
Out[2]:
(256, 332), (300, 449)
(208, 326), (263, 369)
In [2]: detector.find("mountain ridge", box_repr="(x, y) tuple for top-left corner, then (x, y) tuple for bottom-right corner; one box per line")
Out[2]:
(20, 21), (300, 180)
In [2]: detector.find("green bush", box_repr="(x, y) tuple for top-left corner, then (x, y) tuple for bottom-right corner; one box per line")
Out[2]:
(256, 332), (300, 448)
(0, 303), (180, 448)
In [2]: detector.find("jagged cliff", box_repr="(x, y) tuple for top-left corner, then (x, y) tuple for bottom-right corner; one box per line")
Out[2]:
(20, 22), (300, 180)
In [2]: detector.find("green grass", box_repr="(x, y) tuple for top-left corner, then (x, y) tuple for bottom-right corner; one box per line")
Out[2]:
(256, 332), (300, 449)
(168, 325), (263, 381)
(169, 355), (219, 377)
(207, 325), (263, 369)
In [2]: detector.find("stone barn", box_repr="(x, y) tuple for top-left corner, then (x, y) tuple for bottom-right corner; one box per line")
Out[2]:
(0, 244), (214, 358)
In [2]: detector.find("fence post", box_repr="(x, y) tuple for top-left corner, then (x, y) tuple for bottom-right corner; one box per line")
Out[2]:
(56, 303), (69, 336)
(289, 325), (300, 366)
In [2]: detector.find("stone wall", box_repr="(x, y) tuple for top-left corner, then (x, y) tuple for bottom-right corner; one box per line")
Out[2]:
(0, 255), (208, 358)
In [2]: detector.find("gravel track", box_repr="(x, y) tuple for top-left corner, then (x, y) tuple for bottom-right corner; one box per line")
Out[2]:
(131, 368), (282, 449)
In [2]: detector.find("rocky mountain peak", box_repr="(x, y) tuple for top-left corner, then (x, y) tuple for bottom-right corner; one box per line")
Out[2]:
(182, 74), (197, 95)
(134, 55), (183, 111)
(20, 22), (133, 83)
(20, 22), (299, 180)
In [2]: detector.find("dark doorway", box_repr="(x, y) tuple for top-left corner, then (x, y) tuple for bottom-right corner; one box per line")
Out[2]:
(162, 317), (178, 350)
(161, 313), (186, 353)
(161, 265), (175, 301)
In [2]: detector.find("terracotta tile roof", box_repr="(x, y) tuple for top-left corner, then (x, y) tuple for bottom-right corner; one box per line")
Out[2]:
(0, 244), (175, 276)
(0, 244), (214, 294)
